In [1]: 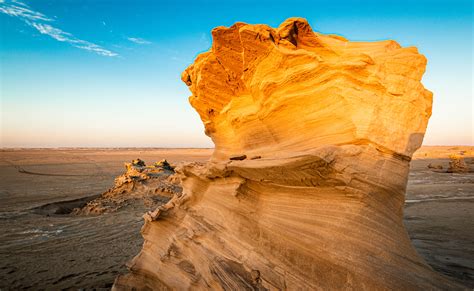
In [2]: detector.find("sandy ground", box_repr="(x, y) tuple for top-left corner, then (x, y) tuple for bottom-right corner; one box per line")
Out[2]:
(0, 147), (472, 289)
(406, 146), (474, 288)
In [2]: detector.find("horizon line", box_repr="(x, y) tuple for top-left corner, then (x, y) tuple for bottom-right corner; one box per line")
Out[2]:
(1, 145), (473, 151)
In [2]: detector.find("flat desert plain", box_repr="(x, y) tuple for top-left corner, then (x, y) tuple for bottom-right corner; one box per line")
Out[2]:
(0, 146), (473, 289)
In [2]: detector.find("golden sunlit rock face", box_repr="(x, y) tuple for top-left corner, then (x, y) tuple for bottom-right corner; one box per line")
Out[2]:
(114, 18), (462, 290)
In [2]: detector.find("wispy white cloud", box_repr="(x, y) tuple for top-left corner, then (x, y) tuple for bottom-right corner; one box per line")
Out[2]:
(0, 0), (118, 57)
(127, 37), (151, 45)
(31, 23), (70, 41)
(0, 0), (49, 21)
(31, 22), (118, 57)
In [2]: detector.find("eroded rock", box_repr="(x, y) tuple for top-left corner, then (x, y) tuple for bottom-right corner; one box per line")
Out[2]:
(447, 154), (470, 173)
(74, 159), (180, 215)
(427, 163), (443, 170)
(113, 18), (462, 290)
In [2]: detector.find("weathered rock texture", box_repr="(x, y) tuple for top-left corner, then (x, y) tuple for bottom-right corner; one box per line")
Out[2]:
(447, 154), (470, 173)
(114, 18), (462, 290)
(75, 159), (180, 215)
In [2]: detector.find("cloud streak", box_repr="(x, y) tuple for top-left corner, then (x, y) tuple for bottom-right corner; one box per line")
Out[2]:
(127, 37), (151, 45)
(0, 0), (118, 57)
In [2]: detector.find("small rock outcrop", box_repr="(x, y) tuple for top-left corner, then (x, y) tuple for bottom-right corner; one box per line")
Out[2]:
(75, 159), (180, 215)
(114, 18), (462, 290)
(427, 163), (443, 170)
(447, 154), (470, 173)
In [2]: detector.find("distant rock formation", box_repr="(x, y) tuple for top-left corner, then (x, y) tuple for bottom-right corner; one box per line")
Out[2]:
(114, 18), (462, 290)
(75, 159), (180, 215)
(447, 154), (469, 173)
(427, 163), (443, 170)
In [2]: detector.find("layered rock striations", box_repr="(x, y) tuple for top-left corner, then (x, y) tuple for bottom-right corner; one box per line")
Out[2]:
(114, 18), (462, 290)
(76, 159), (180, 215)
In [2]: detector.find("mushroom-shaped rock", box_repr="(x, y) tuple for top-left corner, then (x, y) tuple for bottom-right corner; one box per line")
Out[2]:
(113, 18), (462, 290)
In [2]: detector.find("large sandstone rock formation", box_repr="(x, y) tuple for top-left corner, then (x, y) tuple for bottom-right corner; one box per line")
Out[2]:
(114, 18), (462, 290)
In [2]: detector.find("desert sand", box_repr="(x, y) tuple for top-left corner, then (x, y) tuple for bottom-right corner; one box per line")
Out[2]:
(0, 147), (472, 289)
(0, 148), (211, 289)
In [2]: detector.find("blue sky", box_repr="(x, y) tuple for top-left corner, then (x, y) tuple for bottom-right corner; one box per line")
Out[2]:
(0, 0), (472, 147)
